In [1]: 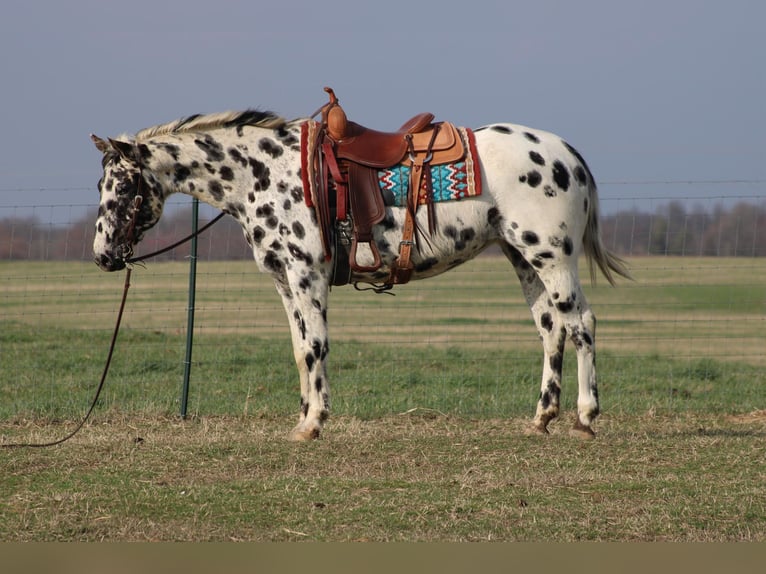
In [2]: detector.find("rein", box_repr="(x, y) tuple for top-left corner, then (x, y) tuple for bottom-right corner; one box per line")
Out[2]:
(1, 268), (133, 449)
(1, 196), (224, 449)
(127, 212), (225, 264)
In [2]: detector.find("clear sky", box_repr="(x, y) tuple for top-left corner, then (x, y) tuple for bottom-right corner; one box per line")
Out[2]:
(1, 0), (764, 219)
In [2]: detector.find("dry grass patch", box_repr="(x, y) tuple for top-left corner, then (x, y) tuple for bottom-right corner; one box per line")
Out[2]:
(2, 411), (765, 542)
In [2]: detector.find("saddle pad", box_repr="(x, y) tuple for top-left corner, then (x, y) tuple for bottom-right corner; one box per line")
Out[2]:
(377, 127), (482, 207)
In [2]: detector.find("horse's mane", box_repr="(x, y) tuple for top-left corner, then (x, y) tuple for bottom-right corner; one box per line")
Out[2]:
(134, 109), (289, 141)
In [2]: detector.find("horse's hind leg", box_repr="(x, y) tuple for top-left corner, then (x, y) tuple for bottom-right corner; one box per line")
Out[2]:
(502, 244), (566, 434)
(502, 243), (599, 438)
(538, 263), (599, 439)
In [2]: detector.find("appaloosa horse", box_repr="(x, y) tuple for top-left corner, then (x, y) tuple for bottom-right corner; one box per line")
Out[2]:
(91, 104), (629, 441)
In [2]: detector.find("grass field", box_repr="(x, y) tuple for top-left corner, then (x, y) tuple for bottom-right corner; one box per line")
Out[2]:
(1, 256), (765, 541)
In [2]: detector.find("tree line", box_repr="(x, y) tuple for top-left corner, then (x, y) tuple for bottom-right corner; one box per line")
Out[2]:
(1, 201), (765, 262)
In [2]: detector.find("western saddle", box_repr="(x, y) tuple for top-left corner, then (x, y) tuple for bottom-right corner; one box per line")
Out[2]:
(308, 87), (467, 289)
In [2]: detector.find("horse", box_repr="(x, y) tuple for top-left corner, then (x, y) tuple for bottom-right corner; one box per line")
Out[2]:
(90, 106), (629, 441)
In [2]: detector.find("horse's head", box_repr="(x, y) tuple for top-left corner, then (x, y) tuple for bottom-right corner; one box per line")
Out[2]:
(91, 135), (164, 271)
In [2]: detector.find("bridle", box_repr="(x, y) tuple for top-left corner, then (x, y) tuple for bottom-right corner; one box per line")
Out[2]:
(123, 154), (225, 266)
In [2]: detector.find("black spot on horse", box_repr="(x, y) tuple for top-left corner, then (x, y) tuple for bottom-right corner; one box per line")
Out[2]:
(490, 125), (513, 134)
(252, 226), (265, 244)
(208, 180), (225, 201)
(219, 165), (234, 181)
(259, 138), (284, 159)
(288, 242), (313, 265)
(505, 245), (524, 267)
(293, 310), (306, 339)
(529, 151), (545, 166)
(255, 204), (274, 220)
(226, 202), (246, 218)
(549, 352), (563, 373)
(487, 207), (503, 228)
(194, 135), (225, 162)
(321, 393), (330, 414)
(275, 126), (299, 147)
(524, 132), (540, 144)
(312, 339), (323, 361)
(249, 157), (271, 191)
(562, 140), (596, 185)
(444, 225), (474, 250)
(228, 147), (248, 167)
(263, 250), (283, 273)
(563, 236), (573, 256)
(522, 231), (540, 245)
(292, 221), (306, 239)
(540, 312), (553, 332)
(574, 165), (588, 185)
(174, 163), (191, 182)
(159, 143), (180, 160)
(543, 379), (561, 407)
(522, 170), (542, 188)
(248, 192), (256, 203)
(552, 160), (570, 191)
(415, 257), (438, 273)
(382, 214), (398, 230)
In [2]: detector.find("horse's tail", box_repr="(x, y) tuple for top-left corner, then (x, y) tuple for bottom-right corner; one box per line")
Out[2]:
(583, 182), (632, 286)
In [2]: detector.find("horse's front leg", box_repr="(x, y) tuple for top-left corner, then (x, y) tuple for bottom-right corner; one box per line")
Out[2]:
(273, 276), (331, 441)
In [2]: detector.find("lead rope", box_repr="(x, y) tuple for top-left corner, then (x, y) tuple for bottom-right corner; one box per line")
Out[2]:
(1, 197), (224, 448)
(1, 268), (133, 449)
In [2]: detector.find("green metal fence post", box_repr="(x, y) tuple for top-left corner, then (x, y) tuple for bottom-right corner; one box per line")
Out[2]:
(180, 198), (199, 418)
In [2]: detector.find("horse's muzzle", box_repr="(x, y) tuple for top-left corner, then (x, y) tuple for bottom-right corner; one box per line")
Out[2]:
(95, 253), (127, 272)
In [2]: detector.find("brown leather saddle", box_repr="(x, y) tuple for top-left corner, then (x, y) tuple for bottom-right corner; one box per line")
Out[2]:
(309, 87), (467, 288)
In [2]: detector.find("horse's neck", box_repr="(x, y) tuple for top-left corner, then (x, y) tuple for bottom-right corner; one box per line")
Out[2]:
(146, 127), (295, 209)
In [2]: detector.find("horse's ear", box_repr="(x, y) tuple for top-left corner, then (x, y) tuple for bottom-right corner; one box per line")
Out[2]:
(107, 138), (136, 161)
(91, 134), (110, 154)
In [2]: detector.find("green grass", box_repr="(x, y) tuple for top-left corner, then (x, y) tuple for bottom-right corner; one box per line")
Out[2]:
(2, 321), (763, 422)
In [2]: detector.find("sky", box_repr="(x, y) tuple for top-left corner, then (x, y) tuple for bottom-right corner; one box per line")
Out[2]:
(1, 0), (764, 221)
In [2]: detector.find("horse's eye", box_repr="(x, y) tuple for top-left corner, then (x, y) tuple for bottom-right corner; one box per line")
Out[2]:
(115, 183), (132, 195)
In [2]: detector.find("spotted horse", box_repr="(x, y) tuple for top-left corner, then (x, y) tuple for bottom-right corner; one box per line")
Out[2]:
(91, 97), (630, 441)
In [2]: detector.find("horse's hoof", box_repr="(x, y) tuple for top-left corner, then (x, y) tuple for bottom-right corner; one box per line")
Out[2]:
(524, 424), (549, 437)
(569, 420), (596, 440)
(288, 425), (321, 442)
